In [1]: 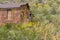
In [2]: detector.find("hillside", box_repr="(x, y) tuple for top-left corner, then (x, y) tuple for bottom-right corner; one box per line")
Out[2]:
(0, 0), (60, 40)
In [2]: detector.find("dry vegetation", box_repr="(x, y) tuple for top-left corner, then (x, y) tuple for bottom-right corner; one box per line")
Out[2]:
(0, 0), (60, 40)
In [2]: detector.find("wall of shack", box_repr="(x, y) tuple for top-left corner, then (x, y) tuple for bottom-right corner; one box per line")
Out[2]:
(0, 5), (31, 25)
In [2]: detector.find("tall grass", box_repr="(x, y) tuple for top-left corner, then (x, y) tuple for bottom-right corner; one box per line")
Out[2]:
(0, 22), (60, 40)
(0, 0), (60, 40)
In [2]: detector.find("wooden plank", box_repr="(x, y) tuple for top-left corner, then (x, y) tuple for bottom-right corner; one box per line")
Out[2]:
(2, 9), (7, 23)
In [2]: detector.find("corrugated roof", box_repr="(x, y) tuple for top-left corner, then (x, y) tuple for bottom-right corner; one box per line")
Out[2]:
(0, 3), (28, 8)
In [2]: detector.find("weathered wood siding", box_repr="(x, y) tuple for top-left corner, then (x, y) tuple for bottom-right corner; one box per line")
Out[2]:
(0, 4), (32, 24)
(12, 8), (21, 23)
(2, 9), (7, 23)
(0, 9), (2, 24)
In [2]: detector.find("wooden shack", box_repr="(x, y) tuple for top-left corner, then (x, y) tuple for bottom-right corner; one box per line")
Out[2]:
(0, 3), (32, 24)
